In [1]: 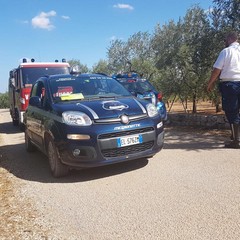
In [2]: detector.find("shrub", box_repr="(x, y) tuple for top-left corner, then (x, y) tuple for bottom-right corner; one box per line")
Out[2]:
(0, 92), (9, 108)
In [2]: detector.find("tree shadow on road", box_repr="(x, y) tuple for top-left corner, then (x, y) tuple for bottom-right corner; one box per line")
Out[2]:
(163, 126), (229, 151)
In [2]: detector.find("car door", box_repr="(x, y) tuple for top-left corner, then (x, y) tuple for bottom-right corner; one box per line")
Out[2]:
(26, 80), (46, 148)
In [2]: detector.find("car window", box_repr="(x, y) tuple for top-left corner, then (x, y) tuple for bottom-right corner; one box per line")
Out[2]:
(137, 81), (154, 92)
(31, 82), (38, 97)
(21, 67), (69, 87)
(30, 80), (47, 108)
(49, 76), (131, 101)
(120, 80), (155, 94)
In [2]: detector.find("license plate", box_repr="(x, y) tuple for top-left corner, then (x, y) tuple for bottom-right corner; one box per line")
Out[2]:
(117, 135), (143, 147)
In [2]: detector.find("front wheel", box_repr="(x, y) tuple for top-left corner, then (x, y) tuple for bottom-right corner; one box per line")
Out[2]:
(48, 140), (69, 178)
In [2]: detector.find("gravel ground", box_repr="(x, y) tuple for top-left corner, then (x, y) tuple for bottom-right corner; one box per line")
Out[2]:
(1, 108), (240, 240)
(0, 133), (51, 239)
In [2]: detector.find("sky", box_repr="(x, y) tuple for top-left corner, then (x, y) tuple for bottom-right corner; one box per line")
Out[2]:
(0, 0), (213, 93)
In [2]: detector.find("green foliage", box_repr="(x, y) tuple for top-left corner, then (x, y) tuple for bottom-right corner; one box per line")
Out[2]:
(0, 92), (9, 109)
(107, 39), (129, 73)
(151, 6), (213, 112)
(68, 59), (89, 73)
(71, 0), (240, 113)
(107, 32), (157, 79)
(212, 0), (240, 31)
(92, 59), (112, 75)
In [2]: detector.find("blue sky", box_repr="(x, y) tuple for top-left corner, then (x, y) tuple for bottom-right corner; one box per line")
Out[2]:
(0, 0), (213, 93)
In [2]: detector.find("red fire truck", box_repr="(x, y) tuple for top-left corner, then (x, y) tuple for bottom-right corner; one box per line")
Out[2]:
(9, 58), (70, 130)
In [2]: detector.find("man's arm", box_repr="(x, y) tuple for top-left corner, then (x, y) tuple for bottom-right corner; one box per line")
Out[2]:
(207, 68), (221, 92)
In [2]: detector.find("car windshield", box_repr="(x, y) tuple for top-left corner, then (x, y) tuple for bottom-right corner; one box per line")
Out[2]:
(120, 80), (155, 94)
(49, 75), (132, 102)
(22, 67), (70, 87)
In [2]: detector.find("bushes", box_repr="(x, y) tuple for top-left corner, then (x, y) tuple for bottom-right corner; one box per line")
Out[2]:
(0, 92), (9, 109)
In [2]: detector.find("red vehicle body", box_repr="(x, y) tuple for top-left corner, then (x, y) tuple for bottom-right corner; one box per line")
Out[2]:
(9, 58), (70, 130)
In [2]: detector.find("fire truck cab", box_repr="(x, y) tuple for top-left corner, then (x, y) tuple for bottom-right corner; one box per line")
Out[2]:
(9, 58), (70, 130)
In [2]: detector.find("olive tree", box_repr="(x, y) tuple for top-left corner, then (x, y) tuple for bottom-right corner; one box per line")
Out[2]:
(107, 32), (158, 81)
(92, 59), (112, 75)
(212, 0), (240, 31)
(68, 59), (89, 73)
(152, 6), (212, 113)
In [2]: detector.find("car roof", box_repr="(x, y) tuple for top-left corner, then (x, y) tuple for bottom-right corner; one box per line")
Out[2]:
(112, 72), (148, 82)
(116, 77), (148, 83)
(40, 73), (113, 80)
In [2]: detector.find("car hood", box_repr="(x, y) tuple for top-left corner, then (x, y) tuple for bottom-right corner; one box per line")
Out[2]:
(53, 97), (148, 120)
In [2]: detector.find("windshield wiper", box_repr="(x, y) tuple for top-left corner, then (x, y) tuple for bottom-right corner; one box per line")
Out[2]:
(89, 95), (117, 100)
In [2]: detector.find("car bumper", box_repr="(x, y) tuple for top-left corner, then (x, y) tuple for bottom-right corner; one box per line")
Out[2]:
(57, 126), (164, 168)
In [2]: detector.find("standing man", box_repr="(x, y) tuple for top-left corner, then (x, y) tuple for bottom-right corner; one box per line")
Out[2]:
(207, 31), (240, 149)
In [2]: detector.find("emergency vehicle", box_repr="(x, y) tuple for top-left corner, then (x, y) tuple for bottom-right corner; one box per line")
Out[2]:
(24, 73), (164, 177)
(8, 58), (70, 130)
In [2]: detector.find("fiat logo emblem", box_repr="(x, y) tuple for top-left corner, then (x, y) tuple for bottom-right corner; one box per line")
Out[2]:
(121, 115), (129, 124)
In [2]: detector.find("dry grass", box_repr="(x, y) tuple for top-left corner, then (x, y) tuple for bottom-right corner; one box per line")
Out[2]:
(167, 100), (224, 115)
(0, 148), (48, 239)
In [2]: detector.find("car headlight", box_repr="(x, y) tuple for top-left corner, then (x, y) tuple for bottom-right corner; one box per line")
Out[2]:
(62, 111), (92, 126)
(146, 103), (158, 118)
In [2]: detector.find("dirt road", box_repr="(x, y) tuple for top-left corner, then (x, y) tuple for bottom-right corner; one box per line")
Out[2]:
(1, 109), (240, 240)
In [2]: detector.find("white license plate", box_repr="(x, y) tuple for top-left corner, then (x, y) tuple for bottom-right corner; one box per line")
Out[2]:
(117, 135), (143, 147)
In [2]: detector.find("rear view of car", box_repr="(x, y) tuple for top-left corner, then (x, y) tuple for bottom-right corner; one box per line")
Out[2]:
(113, 72), (167, 121)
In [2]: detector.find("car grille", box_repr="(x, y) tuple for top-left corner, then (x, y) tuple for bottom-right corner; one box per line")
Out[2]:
(101, 141), (154, 158)
(98, 127), (154, 139)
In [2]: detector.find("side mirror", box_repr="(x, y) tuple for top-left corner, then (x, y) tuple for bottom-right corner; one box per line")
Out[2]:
(10, 78), (15, 87)
(29, 96), (41, 107)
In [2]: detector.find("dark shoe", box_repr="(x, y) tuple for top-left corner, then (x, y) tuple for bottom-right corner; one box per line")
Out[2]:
(225, 124), (240, 148)
(225, 140), (240, 149)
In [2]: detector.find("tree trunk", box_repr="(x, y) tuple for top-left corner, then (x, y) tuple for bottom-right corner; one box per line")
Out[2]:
(215, 96), (221, 113)
(192, 94), (197, 113)
(168, 95), (177, 112)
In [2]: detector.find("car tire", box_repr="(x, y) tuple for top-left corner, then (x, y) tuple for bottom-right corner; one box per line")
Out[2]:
(12, 109), (19, 126)
(48, 140), (69, 178)
(12, 119), (19, 126)
(25, 131), (36, 152)
(19, 123), (25, 132)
